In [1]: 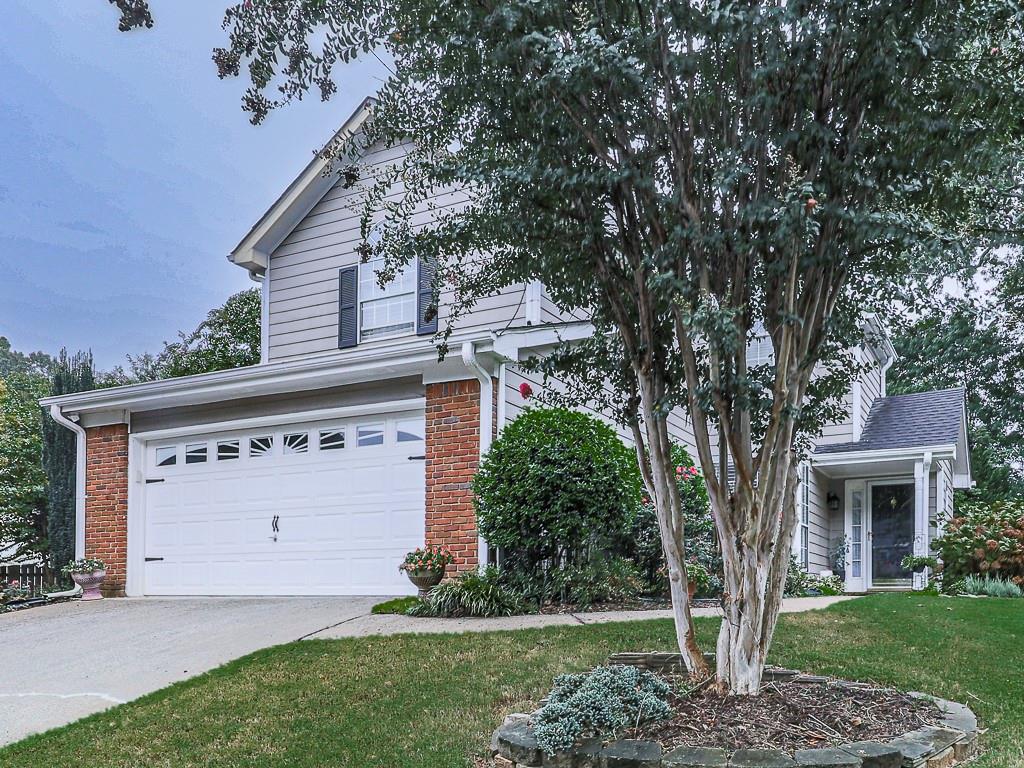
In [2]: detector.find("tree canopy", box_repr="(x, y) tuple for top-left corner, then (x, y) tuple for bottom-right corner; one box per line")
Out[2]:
(110, 0), (1024, 693)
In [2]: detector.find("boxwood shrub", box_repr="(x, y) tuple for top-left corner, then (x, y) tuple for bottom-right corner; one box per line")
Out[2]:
(473, 407), (642, 573)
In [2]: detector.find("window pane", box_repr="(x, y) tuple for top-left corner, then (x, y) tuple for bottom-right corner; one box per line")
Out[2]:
(396, 418), (423, 443)
(283, 432), (309, 454)
(250, 436), (273, 457)
(359, 257), (416, 339)
(155, 446), (176, 467)
(357, 424), (384, 446)
(185, 443), (207, 464)
(319, 429), (345, 451)
(217, 440), (240, 461)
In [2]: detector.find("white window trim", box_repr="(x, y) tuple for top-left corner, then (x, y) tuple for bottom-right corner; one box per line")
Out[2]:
(358, 256), (418, 343)
(798, 462), (810, 571)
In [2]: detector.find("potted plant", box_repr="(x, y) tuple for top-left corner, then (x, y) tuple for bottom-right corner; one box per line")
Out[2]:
(62, 558), (107, 601)
(399, 546), (454, 597)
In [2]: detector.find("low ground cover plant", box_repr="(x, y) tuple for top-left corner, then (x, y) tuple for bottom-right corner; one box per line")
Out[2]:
(371, 596), (422, 615)
(961, 575), (1024, 598)
(533, 665), (671, 755)
(784, 558), (844, 596)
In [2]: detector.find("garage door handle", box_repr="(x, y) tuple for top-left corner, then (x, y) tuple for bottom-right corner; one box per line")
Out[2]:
(145, 478), (165, 484)
(144, 557), (164, 562)
(407, 455), (425, 461)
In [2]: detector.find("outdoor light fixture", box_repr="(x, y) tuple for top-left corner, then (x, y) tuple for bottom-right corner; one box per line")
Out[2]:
(827, 492), (840, 512)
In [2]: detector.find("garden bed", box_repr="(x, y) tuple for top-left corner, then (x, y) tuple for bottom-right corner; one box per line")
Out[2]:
(491, 653), (981, 768)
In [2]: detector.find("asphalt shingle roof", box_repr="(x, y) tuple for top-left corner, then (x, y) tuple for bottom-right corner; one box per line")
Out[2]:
(814, 388), (966, 455)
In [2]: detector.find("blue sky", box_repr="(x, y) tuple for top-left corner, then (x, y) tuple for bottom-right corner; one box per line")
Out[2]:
(0, 2), (386, 369)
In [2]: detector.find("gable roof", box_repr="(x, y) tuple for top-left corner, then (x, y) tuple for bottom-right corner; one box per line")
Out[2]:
(815, 388), (967, 456)
(227, 97), (375, 278)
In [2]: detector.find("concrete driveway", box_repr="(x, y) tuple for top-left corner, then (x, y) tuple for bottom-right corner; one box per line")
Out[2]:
(0, 594), (854, 747)
(0, 596), (378, 746)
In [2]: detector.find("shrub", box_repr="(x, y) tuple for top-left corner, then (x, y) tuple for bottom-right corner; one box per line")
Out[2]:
(533, 665), (672, 755)
(473, 407), (642, 571)
(961, 575), (1024, 598)
(933, 500), (1024, 585)
(407, 567), (529, 617)
(784, 558), (844, 596)
(529, 557), (642, 610)
(1, 580), (31, 605)
(621, 444), (720, 596)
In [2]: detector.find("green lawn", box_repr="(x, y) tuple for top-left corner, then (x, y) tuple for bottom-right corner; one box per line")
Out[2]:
(3, 594), (1022, 768)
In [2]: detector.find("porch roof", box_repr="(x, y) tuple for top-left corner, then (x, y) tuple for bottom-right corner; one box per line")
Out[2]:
(813, 388), (971, 487)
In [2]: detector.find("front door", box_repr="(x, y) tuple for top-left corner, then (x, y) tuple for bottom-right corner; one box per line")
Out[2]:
(869, 482), (915, 588)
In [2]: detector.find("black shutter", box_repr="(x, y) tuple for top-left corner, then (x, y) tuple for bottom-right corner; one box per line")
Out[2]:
(416, 256), (438, 336)
(338, 266), (358, 349)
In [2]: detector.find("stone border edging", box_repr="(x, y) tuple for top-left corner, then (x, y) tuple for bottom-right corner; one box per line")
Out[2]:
(490, 653), (979, 768)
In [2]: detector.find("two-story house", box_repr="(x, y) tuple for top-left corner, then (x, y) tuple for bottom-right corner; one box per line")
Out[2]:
(41, 101), (972, 597)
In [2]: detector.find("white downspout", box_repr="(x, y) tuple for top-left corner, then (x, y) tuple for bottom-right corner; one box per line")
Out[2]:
(48, 404), (88, 564)
(461, 342), (493, 568)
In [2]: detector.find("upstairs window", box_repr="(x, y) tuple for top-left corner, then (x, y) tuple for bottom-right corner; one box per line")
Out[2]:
(358, 256), (416, 341)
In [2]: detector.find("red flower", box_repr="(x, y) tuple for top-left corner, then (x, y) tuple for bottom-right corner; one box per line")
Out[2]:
(519, 382), (533, 399)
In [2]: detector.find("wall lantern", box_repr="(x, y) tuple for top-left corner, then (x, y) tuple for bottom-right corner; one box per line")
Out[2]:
(827, 492), (841, 512)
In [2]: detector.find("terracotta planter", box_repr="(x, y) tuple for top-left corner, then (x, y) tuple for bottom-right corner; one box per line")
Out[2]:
(405, 568), (444, 598)
(687, 580), (697, 600)
(71, 570), (106, 601)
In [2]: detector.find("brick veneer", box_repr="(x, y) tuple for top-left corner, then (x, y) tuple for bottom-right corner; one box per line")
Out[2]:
(84, 424), (129, 597)
(425, 379), (486, 572)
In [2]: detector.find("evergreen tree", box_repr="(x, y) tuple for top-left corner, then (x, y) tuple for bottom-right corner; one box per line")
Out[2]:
(42, 350), (96, 571)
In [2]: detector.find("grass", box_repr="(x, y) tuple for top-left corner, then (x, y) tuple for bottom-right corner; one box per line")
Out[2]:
(3, 594), (1022, 768)
(371, 596), (422, 614)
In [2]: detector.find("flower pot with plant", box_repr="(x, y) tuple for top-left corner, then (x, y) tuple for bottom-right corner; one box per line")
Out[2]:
(62, 558), (107, 601)
(399, 546), (454, 597)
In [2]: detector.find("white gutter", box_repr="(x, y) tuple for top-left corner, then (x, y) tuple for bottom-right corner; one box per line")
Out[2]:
(461, 341), (493, 568)
(48, 405), (87, 560)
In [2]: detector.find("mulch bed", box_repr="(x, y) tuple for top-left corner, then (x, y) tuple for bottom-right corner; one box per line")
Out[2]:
(635, 677), (944, 752)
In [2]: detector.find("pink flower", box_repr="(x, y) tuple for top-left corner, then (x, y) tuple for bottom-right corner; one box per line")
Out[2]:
(519, 382), (533, 399)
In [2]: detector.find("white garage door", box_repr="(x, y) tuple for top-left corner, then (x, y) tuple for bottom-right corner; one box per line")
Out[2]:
(142, 410), (425, 596)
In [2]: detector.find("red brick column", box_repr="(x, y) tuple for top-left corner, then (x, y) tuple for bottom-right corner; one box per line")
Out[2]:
(425, 379), (483, 572)
(85, 424), (129, 597)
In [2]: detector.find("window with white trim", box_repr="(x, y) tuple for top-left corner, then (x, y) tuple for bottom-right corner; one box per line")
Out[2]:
(850, 488), (864, 578)
(748, 326), (774, 367)
(798, 462), (810, 570)
(358, 256), (417, 340)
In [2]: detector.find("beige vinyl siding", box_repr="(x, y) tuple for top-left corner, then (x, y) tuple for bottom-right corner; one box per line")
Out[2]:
(804, 466), (832, 573)
(266, 140), (527, 362)
(503, 367), (697, 454)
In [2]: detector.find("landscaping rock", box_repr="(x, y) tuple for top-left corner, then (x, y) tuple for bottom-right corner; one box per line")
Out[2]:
(903, 727), (963, 755)
(924, 747), (955, 768)
(952, 734), (978, 761)
(885, 736), (932, 767)
(542, 738), (603, 768)
(729, 749), (797, 768)
(662, 746), (729, 767)
(492, 714), (532, 753)
(794, 747), (862, 767)
(496, 720), (543, 766)
(600, 739), (662, 767)
(494, 757), (516, 768)
(839, 742), (903, 768)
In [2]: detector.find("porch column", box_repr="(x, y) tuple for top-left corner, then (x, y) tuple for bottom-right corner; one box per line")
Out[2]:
(912, 451), (933, 590)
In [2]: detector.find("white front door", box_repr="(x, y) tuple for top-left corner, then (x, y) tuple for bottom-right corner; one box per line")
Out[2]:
(141, 411), (425, 596)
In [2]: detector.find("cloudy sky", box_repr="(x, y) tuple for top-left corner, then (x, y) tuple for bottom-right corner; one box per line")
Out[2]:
(0, 2), (386, 369)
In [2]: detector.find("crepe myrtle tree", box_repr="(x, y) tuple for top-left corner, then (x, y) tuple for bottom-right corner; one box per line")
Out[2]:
(114, 2), (1024, 693)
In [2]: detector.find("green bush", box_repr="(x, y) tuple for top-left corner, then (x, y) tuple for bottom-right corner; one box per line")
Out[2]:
(533, 665), (671, 755)
(621, 444), (720, 597)
(784, 557), (844, 596)
(525, 557), (642, 610)
(961, 575), (1024, 598)
(407, 567), (530, 618)
(933, 500), (1024, 586)
(371, 596), (422, 614)
(474, 407), (642, 570)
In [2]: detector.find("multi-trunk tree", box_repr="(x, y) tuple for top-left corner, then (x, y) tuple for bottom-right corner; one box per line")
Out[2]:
(116, 1), (1023, 694)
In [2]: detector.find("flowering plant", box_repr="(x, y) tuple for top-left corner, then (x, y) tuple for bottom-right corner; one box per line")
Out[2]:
(61, 558), (106, 576)
(1, 580), (31, 604)
(399, 546), (454, 575)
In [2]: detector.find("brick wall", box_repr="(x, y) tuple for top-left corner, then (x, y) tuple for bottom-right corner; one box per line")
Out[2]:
(425, 379), (485, 572)
(84, 424), (129, 597)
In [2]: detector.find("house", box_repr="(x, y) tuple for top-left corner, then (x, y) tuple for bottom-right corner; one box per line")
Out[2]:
(40, 100), (971, 597)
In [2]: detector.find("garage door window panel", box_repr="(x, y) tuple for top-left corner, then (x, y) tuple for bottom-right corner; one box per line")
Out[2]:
(185, 443), (208, 465)
(283, 432), (309, 454)
(155, 446), (177, 467)
(217, 440), (240, 461)
(250, 435), (274, 458)
(319, 428), (346, 451)
(396, 418), (424, 443)
(357, 424), (384, 447)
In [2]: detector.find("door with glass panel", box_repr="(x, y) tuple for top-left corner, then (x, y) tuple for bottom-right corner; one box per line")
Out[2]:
(869, 482), (915, 588)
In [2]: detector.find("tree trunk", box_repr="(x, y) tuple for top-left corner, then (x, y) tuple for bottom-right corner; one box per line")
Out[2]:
(636, 374), (709, 679)
(713, 464), (798, 694)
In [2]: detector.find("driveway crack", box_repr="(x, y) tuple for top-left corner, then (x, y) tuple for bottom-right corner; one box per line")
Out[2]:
(296, 614), (365, 641)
